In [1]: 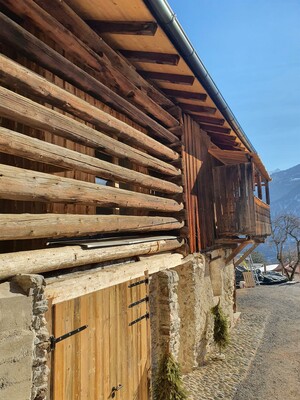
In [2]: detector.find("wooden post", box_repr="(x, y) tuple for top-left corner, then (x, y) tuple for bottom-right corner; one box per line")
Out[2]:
(265, 180), (270, 205)
(257, 173), (263, 200)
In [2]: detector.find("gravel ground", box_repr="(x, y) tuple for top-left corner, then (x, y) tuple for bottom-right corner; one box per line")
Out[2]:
(183, 283), (300, 400)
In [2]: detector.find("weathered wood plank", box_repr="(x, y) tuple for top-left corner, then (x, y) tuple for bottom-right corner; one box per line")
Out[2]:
(179, 102), (217, 115)
(0, 164), (183, 212)
(0, 86), (180, 176)
(191, 115), (225, 125)
(0, 55), (179, 161)
(0, 127), (182, 194)
(0, 10), (178, 141)
(162, 89), (207, 101)
(45, 253), (184, 304)
(0, 238), (183, 280)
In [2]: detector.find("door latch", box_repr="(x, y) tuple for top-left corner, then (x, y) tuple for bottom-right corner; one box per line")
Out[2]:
(49, 325), (88, 351)
(111, 384), (123, 398)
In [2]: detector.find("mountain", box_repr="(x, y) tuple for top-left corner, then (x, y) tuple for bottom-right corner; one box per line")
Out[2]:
(257, 164), (300, 263)
(269, 164), (300, 216)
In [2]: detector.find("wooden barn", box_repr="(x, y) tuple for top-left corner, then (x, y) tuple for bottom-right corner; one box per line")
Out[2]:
(0, 1), (271, 399)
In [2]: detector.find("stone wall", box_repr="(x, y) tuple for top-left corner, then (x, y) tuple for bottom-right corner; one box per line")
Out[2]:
(0, 275), (49, 400)
(149, 250), (235, 375)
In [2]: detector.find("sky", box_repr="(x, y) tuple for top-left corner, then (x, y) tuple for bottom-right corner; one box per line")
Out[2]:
(167, 0), (300, 172)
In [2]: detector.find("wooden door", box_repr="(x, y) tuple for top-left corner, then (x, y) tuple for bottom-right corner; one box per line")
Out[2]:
(50, 279), (150, 400)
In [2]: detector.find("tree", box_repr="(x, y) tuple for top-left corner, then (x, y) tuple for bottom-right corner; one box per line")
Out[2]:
(251, 250), (267, 264)
(271, 213), (300, 281)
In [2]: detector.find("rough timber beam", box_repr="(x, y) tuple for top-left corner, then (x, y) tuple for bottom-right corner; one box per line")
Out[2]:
(162, 89), (207, 101)
(225, 240), (254, 265)
(86, 20), (158, 36)
(34, 0), (176, 110)
(0, 213), (184, 241)
(200, 124), (232, 134)
(0, 164), (183, 213)
(234, 244), (259, 267)
(0, 127), (182, 195)
(191, 115), (225, 125)
(178, 102), (217, 115)
(119, 50), (180, 65)
(45, 252), (184, 304)
(0, 238), (184, 280)
(138, 71), (195, 85)
(0, 86), (180, 176)
(0, 55), (179, 162)
(0, 10), (178, 141)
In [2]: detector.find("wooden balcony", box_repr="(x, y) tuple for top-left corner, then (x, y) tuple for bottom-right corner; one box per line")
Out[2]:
(213, 163), (271, 238)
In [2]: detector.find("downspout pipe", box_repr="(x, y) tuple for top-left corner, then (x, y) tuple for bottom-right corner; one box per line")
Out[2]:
(144, 0), (257, 153)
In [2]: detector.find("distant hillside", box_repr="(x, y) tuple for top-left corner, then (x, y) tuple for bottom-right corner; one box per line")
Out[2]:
(257, 164), (300, 263)
(269, 164), (300, 216)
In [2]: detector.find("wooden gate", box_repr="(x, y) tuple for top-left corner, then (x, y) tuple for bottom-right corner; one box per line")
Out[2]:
(49, 278), (150, 400)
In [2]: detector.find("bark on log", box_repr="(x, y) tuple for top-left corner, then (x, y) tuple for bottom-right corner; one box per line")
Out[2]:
(45, 252), (184, 304)
(0, 127), (182, 194)
(0, 11), (177, 142)
(0, 213), (184, 241)
(0, 238), (183, 280)
(0, 86), (180, 176)
(2, 0), (179, 130)
(0, 55), (179, 162)
(0, 164), (183, 212)
(34, 0), (176, 110)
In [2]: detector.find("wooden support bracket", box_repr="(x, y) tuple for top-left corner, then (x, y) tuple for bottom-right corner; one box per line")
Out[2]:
(225, 240), (254, 265)
(234, 243), (259, 267)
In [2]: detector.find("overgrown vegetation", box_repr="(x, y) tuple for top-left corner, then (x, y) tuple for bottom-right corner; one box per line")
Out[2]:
(153, 352), (187, 400)
(211, 302), (230, 353)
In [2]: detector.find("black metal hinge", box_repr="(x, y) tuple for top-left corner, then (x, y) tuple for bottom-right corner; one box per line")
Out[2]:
(49, 325), (88, 351)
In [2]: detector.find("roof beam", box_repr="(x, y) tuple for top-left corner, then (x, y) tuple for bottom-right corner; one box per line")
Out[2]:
(200, 123), (231, 134)
(86, 20), (158, 36)
(178, 102), (217, 115)
(138, 71), (195, 85)
(119, 50), (180, 65)
(192, 115), (225, 125)
(234, 244), (259, 267)
(225, 240), (254, 265)
(162, 89), (207, 101)
(206, 132), (237, 143)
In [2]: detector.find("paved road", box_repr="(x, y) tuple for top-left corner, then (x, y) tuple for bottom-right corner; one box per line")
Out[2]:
(234, 283), (300, 400)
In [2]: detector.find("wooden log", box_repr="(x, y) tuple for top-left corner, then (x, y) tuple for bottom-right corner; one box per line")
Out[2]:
(0, 127), (182, 194)
(138, 71), (195, 85)
(234, 244), (259, 267)
(0, 11), (178, 142)
(0, 55), (179, 162)
(45, 252), (184, 304)
(2, 0), (180, 130)
(34, 0), (175, 110)
(0, 238), (184, 280)
(0, 86), (180, 176)
(118, 50), (180, 65)
(0, 214), (184, 241)
(0, 164), (183, 212)
(86, 20), (158, 36)
(225, 241), (254, 265)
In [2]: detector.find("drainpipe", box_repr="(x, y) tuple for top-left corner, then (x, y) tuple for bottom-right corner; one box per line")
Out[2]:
(144, 0), (257, 153)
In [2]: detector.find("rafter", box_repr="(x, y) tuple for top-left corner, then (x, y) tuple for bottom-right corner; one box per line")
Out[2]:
(86, 20), (158, 36)
(200, 123), (231, 134)
(192, 115), (225, 125)
(162, 89), (207, 101)
(138, 71), (195, 85)
(119, 50), (180, 65)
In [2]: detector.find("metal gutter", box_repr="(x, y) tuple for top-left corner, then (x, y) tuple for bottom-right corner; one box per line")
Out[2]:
(143, 0), (257, 153)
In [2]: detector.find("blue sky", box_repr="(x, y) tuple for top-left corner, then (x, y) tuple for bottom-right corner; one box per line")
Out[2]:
(168, 0), (300, 172)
